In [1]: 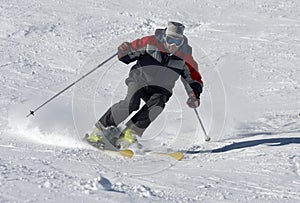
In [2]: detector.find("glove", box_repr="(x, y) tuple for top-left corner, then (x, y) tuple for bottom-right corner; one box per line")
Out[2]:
(118, 42), (131, 58)
(187, 92), (200, 108)
(189, 82), (202, 99)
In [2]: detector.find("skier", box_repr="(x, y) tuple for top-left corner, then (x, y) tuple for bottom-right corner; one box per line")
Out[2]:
(87, 21), (203, 149)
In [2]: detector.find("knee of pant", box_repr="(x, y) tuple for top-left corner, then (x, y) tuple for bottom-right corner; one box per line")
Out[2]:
(117, 98), (140, 112)
(129, 100), (140, 112)
(129, 103), (140, 112)
(148, 94), (168, 108)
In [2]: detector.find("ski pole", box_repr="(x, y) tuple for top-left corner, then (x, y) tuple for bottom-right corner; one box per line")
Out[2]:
(194, 109), (211, 141)
(26, 52), (118, 118)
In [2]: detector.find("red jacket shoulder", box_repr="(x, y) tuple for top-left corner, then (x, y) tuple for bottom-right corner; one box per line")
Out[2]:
(131, 35), (158, 50)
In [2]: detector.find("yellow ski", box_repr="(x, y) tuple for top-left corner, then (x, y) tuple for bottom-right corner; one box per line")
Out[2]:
(159, 152), (184, 161)
(102, 149), (134, 158)
(146, 151), (184, 161)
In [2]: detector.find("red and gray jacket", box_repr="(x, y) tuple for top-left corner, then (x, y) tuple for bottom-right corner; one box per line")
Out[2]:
(118, 29), (203, 98)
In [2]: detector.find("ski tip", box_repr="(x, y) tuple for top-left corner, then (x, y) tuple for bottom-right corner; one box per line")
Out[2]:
(119, 149), (134, 158)
(154, 152), (183, 161)
(169, 152), (184, 161)
(150, 151), (184, 161)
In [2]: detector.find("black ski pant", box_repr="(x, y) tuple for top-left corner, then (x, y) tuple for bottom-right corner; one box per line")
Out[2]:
(98, 83), (170, 136)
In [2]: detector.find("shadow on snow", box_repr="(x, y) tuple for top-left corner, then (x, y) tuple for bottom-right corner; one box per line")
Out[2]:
(186, 137), (300, 154)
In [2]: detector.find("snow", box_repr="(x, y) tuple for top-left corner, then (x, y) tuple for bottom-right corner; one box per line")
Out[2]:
(1, 0), (300, 202)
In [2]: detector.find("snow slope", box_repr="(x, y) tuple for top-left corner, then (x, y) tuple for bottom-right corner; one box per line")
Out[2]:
(1, 0), (300, 202)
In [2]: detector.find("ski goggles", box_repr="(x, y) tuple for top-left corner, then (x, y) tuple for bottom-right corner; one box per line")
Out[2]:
(165, 35), (184, 47)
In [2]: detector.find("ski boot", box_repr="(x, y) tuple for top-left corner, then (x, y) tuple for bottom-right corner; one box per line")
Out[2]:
(115, 128), (143, 150)
(86, 127), (104, 148)
(86, 122), (120, 149)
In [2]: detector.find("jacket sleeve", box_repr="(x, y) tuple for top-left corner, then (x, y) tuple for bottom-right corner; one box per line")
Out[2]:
(118, 35), (156, 64)
(181, 54), (203, 98)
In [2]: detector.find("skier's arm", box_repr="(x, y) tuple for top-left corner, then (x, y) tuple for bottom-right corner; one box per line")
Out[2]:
(118, 36), (155, 64)
(181, 54), (203, 99)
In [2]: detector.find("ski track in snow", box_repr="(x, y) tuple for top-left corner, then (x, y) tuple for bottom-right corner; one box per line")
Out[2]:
(1, 0), (300, 202)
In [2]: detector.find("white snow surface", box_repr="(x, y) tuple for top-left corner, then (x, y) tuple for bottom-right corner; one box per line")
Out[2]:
(1, 0), (300, 202)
